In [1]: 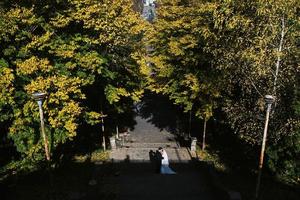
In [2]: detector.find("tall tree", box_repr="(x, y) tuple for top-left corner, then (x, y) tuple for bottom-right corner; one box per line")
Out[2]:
(0, 0), (147, 165)
(210, 0), (299, 145)
(144, 0), (221, 143)
(143, 0), (299, 182)
(207, 0), (299, 182)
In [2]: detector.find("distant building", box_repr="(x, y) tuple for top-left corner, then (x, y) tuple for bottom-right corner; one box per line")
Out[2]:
(143, 0), (155, 6)
(142, 0), (156, 21)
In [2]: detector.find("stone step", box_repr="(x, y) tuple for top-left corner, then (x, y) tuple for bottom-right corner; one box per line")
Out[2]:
(119, 142), (179, 149)
(110, 147), (191, 163)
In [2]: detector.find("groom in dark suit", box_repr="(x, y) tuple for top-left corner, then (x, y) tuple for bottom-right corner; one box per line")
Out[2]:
(155, 147), (163, 173)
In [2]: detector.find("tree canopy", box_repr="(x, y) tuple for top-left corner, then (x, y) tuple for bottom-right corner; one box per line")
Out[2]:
(144, 0), (299, 183)
(0, 0), (147, 164)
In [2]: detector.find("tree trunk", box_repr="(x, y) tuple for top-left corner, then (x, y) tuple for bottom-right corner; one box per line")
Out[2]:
(202, 119), (207, 151)
(188, 110), (192, 138)
(273, 17), (285, 95)
(101, 117), (106, 151)
(116, 125), (119, 139)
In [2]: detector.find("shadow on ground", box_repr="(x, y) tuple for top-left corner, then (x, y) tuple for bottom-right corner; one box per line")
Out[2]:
(1, 158), (229, 200)
(1, 157), (299, 200)
(138, 92), (190, 136)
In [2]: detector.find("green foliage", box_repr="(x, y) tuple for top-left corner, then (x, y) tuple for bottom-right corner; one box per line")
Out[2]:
(0, 58), (14, 122)
(0, 158), (40, 181)
(145, 0), (300, 184)
(0, 0), (146, 164)
(207, 0), (299, 183)
(209, 0), (299, 145)
(73, 149), (109, 163)
(267, 131), (300, 184)
(267, 87), (300, 184)
(197, 146), (228, 172)
(145, 0), (220, 121)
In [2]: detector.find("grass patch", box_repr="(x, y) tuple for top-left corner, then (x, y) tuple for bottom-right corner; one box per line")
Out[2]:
(73, 149), (109, 163)
(196, 144), (228, 172)
(91, 149), (109, 162)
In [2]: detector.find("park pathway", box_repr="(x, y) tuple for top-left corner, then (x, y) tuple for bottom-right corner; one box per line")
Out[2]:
(110, 116), (191, 162)
(108, 2), (224, 198)
(109, 114), (224, 200)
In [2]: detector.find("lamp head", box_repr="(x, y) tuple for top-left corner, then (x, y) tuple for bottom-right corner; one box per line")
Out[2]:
(264, 95), (275, 105)
(32, 92), (47, 101)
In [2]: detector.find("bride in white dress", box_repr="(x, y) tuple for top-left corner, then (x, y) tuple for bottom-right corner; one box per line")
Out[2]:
(159, 148), (176, 174)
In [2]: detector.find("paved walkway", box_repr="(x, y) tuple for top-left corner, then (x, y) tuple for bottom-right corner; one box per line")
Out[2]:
(124, 116), (177, 143)
(109, 115), (223, 200)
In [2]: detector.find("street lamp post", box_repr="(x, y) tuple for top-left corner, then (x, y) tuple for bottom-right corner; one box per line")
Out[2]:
(255, 95), (275, 199)
(32, 92), (51, 161)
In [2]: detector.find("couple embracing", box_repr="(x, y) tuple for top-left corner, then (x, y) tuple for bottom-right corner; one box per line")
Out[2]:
(155, 147), (176, 175)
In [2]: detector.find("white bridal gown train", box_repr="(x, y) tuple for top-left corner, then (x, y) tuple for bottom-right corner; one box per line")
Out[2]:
(160, 150), (176, 174)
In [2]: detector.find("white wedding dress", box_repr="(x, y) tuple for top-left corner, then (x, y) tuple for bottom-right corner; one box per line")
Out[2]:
(160, 150), (176, 174)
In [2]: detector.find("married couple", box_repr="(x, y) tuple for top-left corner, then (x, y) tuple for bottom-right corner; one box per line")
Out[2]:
(155, 147), (176, 175)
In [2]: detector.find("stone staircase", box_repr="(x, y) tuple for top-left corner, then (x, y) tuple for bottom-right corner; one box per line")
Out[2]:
(120, 142), (179, 149)
(109, 116), (192, 163)
(110, 146), (191, 163)
(110, 137), (192, 163)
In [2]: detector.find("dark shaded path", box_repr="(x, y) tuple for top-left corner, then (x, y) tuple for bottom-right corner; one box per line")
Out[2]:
(111, 162), (222, 200)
